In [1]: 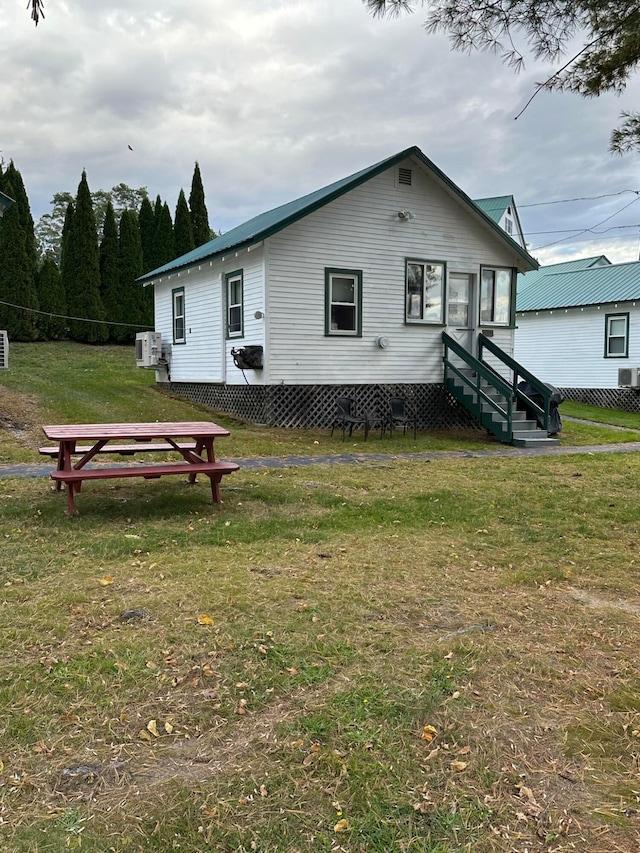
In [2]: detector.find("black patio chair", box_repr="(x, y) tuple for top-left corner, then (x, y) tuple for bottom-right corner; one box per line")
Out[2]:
(386, 396), (418, 439)
(330, 397), (370, 441)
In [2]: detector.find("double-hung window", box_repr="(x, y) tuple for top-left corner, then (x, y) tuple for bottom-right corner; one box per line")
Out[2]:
(605, 313), (629, 357)
(325, 268), (362, 336)
(226, 270), (243, 338)
(405, 260), (445, 323)
(172, 287), (185, 344)
(480, 267), (514, 326)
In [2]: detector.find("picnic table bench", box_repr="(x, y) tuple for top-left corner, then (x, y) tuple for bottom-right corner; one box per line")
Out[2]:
(42, 421), (239, 515)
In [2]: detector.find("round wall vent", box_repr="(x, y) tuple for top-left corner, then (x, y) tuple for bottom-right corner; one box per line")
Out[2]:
(375, 335), (390, 349)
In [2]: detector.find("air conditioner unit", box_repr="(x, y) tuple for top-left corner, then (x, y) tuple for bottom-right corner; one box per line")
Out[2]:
(0, 330), (7, 369)
(618, 366), (640, 387)
(135, 331), (162, 368)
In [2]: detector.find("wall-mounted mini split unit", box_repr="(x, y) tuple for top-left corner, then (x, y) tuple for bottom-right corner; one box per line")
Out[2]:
(135, 331), (162, 368)
(0, 330), (8, 370)
(618, 366), (640, 387)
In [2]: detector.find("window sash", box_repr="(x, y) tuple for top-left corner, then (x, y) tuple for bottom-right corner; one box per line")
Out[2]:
(226, 272), (243, 337)
(405, 260), (444, 323)
(172, 289), (185, 343)
(326, 269), (361, 335)
(480, 267), (513, 326)
(605, 313), (629, 357)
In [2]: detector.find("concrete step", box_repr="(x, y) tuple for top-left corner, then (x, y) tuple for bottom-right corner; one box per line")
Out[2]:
(511, 436), (561, 448)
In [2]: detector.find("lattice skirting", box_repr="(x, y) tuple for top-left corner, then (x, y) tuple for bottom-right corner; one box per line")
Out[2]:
(560, 387), (640, 413)
(159, 382), (480, 431)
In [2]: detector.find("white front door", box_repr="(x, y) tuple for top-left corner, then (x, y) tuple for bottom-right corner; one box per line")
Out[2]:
(446, 273), (476, 355)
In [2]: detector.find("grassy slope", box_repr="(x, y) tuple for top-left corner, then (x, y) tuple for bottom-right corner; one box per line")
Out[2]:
(0, 343), (639, 852)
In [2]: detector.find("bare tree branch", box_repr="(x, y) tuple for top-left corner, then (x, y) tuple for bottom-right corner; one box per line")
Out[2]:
(28, 0), (45, 26)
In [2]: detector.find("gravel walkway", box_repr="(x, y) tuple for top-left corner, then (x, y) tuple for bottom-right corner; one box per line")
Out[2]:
(3, 438), (640, 479)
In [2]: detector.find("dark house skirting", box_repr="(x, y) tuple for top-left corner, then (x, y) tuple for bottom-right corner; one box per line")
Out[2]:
(158, 382), (479, 431)
(560, 387), (640, 413)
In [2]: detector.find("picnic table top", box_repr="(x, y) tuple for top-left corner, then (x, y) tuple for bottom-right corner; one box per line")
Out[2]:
(42, 421), (231, 441)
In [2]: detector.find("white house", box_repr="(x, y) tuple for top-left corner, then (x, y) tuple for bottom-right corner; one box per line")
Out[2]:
(514, 256), (640, 409)
(139, 146), (538, 429)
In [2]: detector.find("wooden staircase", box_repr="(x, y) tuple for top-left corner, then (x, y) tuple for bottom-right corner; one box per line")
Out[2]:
(443, 332), (560, 448)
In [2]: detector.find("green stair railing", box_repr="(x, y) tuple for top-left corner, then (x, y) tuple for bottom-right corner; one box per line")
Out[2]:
(442, 332), (515, 443)
(478, 333), (552, 433)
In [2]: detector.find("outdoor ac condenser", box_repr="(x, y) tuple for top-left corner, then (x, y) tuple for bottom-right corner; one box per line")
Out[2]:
(0, 331), (7, 370)
(135, 331), (162, 368)
(618, 366), (640, 387)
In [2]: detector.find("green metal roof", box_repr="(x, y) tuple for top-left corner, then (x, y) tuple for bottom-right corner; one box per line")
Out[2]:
(140, 146), (537, 283)
(517, 255), (610, 297)
(473, 195), (514, 222)
(517, 260), (640, 312)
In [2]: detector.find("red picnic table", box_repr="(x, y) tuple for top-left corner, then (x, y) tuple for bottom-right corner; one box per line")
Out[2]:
(41, 421), (239, 515)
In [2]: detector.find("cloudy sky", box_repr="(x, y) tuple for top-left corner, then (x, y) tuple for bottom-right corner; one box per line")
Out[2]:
(2, 0), (640, 266)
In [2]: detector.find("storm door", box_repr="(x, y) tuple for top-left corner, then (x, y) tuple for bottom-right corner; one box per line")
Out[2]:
(446, 273), (477, 355)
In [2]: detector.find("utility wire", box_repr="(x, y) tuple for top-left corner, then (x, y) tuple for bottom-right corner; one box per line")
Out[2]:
(0, 300), (153, 328)
(531, 195), (640, 250)
(524, 223), (640, 236)
(519, 189), (640, 207)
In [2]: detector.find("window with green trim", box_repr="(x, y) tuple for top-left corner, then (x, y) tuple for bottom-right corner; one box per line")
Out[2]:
(605, 313), (629, 357)
(480, 267), (514, 325)
(405, 260), (445, 323)
(226, 270), (244, 338)
(172, 287), (185, 344)
(325, 268), (362, 336)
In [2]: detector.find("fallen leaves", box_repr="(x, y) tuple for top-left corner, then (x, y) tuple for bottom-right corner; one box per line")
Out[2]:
(197, 613), (214, 626)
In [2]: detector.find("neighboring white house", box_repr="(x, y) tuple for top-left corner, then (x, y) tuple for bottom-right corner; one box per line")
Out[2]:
(514, 256), (640, 407)
(139, 146), (537, 427)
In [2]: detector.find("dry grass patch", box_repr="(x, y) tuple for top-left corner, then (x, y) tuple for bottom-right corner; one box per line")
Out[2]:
(2, 453), (640, 851)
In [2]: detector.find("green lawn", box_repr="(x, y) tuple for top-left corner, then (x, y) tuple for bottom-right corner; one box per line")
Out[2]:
(1, 342), (639, 852)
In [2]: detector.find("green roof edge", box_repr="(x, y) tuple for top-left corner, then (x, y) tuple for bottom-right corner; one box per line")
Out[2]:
(139, 146), (537, 283)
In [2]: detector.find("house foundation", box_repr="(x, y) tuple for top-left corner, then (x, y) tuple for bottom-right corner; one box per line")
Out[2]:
(559, 387), (640, 413)
(158, 382), (480, 431)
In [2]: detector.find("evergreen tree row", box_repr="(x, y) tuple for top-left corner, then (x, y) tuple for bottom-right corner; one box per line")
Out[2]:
(0, 161), (212, 343)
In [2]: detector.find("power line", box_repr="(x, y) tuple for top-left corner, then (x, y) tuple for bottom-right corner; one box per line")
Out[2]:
(530, 196), (640, 250)
(520, 189), (640, 208)
(524, 223), (640, 236)
(0, 300), (153, 329)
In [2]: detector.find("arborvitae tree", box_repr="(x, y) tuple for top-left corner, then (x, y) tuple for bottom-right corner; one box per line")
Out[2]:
(0, 178), (39, 340)
(3, 163), (38, 280)
(174, 189), (195, 258)
(59, 201), (75, 327)
(65, 171), (107, 342)
(152, 201), (175, 270)
(189, 162), (211, 247)
(116, 209), (144, 343)
(36, 258), (67, 339)
(138, 195), (156, 273)
(99, 201), (120, 340)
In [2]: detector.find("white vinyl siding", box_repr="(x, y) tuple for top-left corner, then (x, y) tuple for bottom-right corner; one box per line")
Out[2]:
(265, 162), (521, 385)
(152, 246), (266, 384)
(515, 303), (640, 388)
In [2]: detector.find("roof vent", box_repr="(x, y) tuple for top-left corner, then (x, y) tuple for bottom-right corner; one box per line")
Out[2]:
(398, 167), (412, 186)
